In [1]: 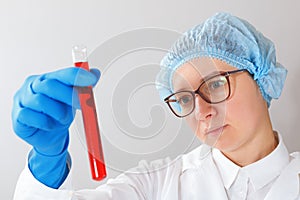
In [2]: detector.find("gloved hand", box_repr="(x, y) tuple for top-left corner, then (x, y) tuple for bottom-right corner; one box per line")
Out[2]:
(12, 67), (101, 188)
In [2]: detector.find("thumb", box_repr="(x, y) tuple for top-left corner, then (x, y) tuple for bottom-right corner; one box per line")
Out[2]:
(44, 67), (99, 87)
(90, 68), (101, 87)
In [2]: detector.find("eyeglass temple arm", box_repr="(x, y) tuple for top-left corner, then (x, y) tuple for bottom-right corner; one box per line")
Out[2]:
(165, 99), (177, 103)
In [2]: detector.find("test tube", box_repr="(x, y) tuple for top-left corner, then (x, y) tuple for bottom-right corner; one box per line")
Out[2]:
(72, 45), (106, 181)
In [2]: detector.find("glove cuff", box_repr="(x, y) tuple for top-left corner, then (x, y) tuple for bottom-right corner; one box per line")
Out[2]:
(28, 137), (70, 189)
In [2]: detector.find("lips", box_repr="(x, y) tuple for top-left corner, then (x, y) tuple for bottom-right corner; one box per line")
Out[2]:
(205, 125), (227, 136)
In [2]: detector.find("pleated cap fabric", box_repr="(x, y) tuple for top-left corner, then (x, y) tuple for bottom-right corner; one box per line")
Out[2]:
(156, 12), (287, 107)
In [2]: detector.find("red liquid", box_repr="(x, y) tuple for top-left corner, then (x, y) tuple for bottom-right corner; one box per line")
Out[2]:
(75, 62), (106, 181)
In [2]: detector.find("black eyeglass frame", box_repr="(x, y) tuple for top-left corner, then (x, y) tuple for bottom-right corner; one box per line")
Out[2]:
(164, 69), (248, 118)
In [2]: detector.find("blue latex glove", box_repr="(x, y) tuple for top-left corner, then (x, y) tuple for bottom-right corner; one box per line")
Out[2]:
(12, 67), (101, 188)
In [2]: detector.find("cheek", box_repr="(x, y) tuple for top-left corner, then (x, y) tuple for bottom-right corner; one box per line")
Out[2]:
(213, 102), (252, 151)
(185, 115), (198, 132)
(185, 114), (205, 141)
(226, 84), (265, 133)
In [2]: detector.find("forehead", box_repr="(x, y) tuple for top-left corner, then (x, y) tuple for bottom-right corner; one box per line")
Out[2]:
(172, 58), (237, 91)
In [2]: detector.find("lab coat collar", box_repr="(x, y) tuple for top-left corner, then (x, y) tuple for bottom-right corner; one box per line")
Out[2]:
(181, 144), (214, 172)
(180, 140), (300, 199)
(264, 152), (300, 200)
(180, 144), (229, 199)
(243, 133), (289, 190)
(212, 148), (240, 189)
(212, 132), (290, 191)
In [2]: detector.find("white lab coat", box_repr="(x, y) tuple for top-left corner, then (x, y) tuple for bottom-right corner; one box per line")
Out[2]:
(14, 145), (300, 200)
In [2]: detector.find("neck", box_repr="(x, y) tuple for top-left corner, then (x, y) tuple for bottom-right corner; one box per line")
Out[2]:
(222, 129), (278, 167)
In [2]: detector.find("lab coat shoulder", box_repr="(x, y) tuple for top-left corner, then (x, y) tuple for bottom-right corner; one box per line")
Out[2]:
(14, 145), (219, 200)
(89, 145), (210, 200)
(14, 163), (73, 200)
(108, 145), (228, 199)
(265, 151), (300, 200)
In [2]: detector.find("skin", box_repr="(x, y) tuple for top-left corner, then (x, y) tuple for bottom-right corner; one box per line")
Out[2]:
(172, 57), (278, 167)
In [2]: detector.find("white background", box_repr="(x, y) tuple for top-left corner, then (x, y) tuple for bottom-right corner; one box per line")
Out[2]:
(1, 0), (300, 199)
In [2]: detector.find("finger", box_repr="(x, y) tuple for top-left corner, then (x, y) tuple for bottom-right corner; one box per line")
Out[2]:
(13, 118), (69, 155)
(90, 68), (101, 80)
(30, 129), (69, 156)
(12, 84), (38, 138)
(17, 77), (76, 123)
(12, 107), (38, 139)
(13, 88), (70, 133)
(20, 92), (75, 125)
(43, 67), (99, 87)
(15, 107), (67, 133)
(31, 78), (80, 109)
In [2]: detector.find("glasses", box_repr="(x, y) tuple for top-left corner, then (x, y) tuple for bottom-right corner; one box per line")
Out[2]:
(164, 69), (248, 118)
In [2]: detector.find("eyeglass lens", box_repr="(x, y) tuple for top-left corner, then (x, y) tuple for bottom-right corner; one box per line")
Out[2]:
(167, 74), (229, 117)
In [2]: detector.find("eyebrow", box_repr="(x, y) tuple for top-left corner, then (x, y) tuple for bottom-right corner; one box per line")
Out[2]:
(174, 70), (222, 92)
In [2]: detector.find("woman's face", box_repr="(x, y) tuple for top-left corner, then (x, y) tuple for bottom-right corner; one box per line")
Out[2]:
(172, 58), (269, 153)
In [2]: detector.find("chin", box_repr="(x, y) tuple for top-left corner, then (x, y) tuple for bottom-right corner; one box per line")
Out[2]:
(209, 131), (237, 152)
(213, 138), (240, 153)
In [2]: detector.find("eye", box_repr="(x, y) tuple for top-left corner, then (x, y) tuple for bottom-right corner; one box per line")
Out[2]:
(207, 77), (227, 90)
(177, 95), (193, 106)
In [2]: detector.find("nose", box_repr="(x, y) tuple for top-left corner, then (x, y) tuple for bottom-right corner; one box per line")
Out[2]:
(194, 95), (217, 121)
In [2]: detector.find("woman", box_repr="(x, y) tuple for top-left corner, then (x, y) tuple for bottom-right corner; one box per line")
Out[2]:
(13, 12), (300, 199)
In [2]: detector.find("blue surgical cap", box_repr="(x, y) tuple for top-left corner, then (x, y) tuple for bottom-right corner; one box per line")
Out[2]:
(156, 12), (287, 107)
